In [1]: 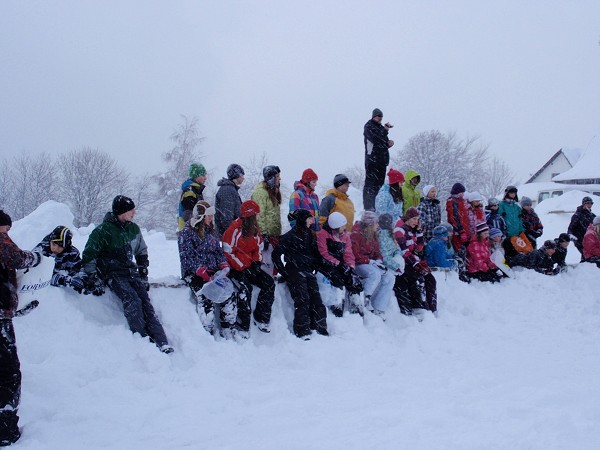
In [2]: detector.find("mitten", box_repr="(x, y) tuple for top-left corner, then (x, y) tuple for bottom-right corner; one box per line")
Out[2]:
(195, 266), (211, 282)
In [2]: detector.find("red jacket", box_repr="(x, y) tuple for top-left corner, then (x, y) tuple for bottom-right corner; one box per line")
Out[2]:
(0, 232), (39, 311)
(221, 218), (263, 271)
(583, 225), (600, 260)
(467, 238), (497, 273)
(446, 196), (470, 238)
(394, 219), (424, 268)
(350, 223), (382, 265)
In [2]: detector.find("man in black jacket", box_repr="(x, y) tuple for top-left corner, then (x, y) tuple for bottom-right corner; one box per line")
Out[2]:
(363, 108), (394, 211)
(215, 163), (244, 237)
(568, 197), (596, 260)
(273, 209), (328, 339)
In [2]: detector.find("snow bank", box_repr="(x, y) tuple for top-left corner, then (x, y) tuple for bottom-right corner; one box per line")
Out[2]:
(8, 202), (600, 449)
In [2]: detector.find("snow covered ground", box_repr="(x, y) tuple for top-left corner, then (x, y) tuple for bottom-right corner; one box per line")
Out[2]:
(8, 200), (600, 449)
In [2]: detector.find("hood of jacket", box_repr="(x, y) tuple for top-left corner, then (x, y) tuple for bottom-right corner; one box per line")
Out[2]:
(403, 170), (421, 188)
(325, 188), (349, 200)
(217, 177), (239, 189)
(181, 178), (204, 192)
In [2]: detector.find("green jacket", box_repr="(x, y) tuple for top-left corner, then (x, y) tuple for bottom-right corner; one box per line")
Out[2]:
(82, 212), (148, 278)
(498, 199), (524, 237)
(402, 169), (422, 214)
(251, 182), (282, 237)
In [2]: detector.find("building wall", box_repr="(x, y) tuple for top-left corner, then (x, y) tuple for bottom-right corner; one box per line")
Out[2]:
(530, 154), (573, 183)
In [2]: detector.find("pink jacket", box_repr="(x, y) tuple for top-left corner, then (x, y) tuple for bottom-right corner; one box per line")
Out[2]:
(317, 227), (355, 268)
(583, 225), (600, 260)
(467, 238), (497, 273)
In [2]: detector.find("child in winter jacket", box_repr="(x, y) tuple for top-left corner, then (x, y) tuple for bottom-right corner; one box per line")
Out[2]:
(34, 225), (84, 293)
(485, 198), (507, 237)
(394, 208), (437, 313)
(317, 212), (363, 317)
(402, 170), (422, 215)
(552, 233), (571, 272)
(509, 240), (558, 275)
(417, 185), (441, 242)
(178, 162), (207, 231)
(273, 209), (328, 339)
(375, 168), (404, 222)
(568, 196), (596, 259)
(289, 168), (320, 231)
(319, 174), (355, 232)
(446, 183), (470, 252)
(178, 201), (236, 339)
(466, 192), (486, 239)
(498, 186), (524, 238)
(466, 222), (502, 283)
(222, 200), (275, 335)
(583, 216), (600, 267)
(215, 163), (244, 237)
(351, 211), (395, 317)
(425, 225), (455, 270)
(520, 197), (543, 249)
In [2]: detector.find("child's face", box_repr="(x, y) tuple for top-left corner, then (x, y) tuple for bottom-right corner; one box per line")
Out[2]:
(523, 205), (531, 211)
(492, 236), (502, 243)
(50, 241), (64, 255)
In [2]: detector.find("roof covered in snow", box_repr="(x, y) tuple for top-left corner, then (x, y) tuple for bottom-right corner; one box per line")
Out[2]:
(553, 138), (600, 182)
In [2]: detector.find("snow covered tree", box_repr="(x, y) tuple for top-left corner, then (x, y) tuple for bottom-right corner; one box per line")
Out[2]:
(342, 164), (365, 191)
(240, 151), (269, 201)
(151, 115), (206, 237)
(479, 156), (516, 200)
(0, 153), (58, 220)
(58, 147), (129, 227)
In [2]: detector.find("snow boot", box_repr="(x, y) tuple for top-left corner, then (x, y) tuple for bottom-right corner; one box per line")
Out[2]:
(253, 319), (271, 333)
(364, 295), (374, 312)
(328, 305), (343, 318)
(160, 345), (174, 354)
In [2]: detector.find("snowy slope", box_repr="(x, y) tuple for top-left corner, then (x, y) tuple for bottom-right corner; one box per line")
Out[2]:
(8, 202), (600, 449)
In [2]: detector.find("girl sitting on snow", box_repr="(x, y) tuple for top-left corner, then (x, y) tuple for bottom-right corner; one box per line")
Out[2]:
(466, 222), (502, 283)
(222, 200), (275, 337)
(316, 212), (363, 317)
(583, 217), (600, 268)
(178, 201), (235, 339)
(394, 208), (437, 314)
(350, 211), (395, 318)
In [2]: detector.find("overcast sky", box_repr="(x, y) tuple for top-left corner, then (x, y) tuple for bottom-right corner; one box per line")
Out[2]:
(1, 1), (599, 188)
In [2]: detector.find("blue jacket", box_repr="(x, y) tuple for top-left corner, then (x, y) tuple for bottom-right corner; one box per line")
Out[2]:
(375, 184), (403, 222)
(425, 238), (454, 269)
(178, 224), (227, 278)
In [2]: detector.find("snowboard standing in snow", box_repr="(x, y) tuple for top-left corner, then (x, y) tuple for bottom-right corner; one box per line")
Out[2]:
(0, 210), (43, 447)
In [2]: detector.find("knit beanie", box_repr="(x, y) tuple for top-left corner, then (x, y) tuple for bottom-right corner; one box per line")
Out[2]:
(372, 108), (383, 118)
(468, 192), (483, 203)
(263, 165), (280, 181)
(543, 240), (557, 250)
(582, 196), (594, 205)
(328, 212), (347, 230)
(240, 200), (260, 218)
(489, 228), (503, 239)
(0, 210), (12, 227)
(422, 185), (435, 198)
(520, 196), (533, 207)
(442, 222), (453, 233)
(290, 209), (313, 229)
(189, 163), (207, 179)
(404, 207), (420, 221)
(190, 201), (215, 228)
(594, 217), (600, 226)
(301, 168), (318, 184)
(226, 163), (245, 180)
(378, 213), (393, 231)
(49, 225), (72, 248)
(488, 197), (499, 207)
(433, 225), (449, 239)
(361, 210), (378, 226)
(557, 233), (571, 243)
(450, 183), (466, 195)
(387, 168), (404, 185)
(475, 222), (489, 233)
(333, 174), (351, 188)
(112, 195), (135, 216)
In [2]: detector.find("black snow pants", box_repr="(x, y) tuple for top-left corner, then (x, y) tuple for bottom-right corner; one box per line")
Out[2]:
(109, 275), (169, 348)
(286, 271), (327, 338)
(363, 153), (387, 212)
(0, 320), (21, 446)
(394, 265), (437, 313)
(229, 263), (275, 332)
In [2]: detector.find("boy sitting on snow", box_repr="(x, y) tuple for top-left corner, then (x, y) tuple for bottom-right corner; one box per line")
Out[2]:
(33, 225), (86, 293)
(508, 240), (558, 275)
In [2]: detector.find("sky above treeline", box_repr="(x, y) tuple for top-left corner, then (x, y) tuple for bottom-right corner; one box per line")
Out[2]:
(1, 1), (599, 186)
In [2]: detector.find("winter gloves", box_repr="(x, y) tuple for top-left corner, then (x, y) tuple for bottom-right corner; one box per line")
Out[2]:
(413, 260), (431, 275)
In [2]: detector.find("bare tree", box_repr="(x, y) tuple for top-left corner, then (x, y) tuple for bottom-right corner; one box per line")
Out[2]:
(342, 164), (365, 191)
(479, 156), (516, 200)
(392, 130), (492, 200)
(3, 153), (58, 220)
(150, 115), (206, 237)
(240, 151), (270, 201)
(58, 147), (129, 227)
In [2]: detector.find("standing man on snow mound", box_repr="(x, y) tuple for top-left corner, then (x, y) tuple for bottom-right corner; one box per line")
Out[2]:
(178, 162), (207, 231)
(0, 210), (42, 446)
(363, 108), (394, 211)
(82, 196), (174, 354)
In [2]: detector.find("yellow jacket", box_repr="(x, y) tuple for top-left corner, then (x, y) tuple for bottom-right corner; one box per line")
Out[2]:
(319, 188), (355, 232)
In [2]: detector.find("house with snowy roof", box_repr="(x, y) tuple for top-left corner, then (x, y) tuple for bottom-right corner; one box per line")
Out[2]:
(525, 148), (582, 184)
(552, 146), (600, 185)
